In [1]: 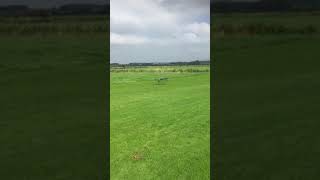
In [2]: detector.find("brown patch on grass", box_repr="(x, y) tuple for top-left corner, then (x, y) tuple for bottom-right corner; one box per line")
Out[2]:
(131, 152), (144, 161)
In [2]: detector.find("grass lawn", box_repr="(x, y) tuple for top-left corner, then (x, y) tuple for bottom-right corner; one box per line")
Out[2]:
(0, 36), (108, 179)
(111, 70), (210, 179)
(213, 12), (320, 179)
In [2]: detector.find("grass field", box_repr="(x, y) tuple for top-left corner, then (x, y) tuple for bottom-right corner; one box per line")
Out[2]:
(0, 16), (108, 179)
(0, 16), (108, 35)
(212, 12), (319, 36)
(4, 11), (320, 179)
(110, 67), (210, 179)
(213, 12), (320, 179)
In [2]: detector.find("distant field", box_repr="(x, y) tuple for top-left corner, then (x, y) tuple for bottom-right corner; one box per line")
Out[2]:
(213, 12), (320, 27)
(0, 16), (108, 35)
(111, 66), (210, 179)
(212, 12), (320, 36)
(111, 65), (210, 73)
(0, 16), (108, 179)
(213, 12), (320, 179)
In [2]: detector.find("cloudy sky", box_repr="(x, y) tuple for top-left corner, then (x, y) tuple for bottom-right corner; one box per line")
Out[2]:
(111, 0), (210, 63)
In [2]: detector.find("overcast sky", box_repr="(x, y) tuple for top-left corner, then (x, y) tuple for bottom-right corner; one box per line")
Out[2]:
(110, 0), (210, 63)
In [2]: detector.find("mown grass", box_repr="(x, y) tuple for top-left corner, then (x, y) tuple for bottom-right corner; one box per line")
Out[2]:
(0, 17), (108, 179)
(213, 12), (320, 179)
(111, 68), (210, 179)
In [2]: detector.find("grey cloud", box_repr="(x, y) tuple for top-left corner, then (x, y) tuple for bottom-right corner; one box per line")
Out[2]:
(111, 0), (210, 63)
(161, 0), (210, 8)
(161, 0), (210, 20)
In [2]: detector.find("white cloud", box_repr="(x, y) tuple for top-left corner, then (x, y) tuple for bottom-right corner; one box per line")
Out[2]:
(110, 0), (210, 63)
(185, 23), (210, 38)
(111, 33), (149, 45)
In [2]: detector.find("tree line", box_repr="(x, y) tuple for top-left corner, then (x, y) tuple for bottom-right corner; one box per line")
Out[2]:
(0, 4), (109, 16)
(211, 0), (320, 13)
(111, 60), (210, 67)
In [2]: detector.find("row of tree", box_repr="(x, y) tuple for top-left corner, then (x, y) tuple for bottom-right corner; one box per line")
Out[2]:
(211, 0), (320, 13)
(111, 60), (210, 67)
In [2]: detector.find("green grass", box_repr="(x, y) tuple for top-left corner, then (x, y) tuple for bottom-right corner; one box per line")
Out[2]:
(212, 12), (320, 36)
(0, 16), (108, 35)
(110, 70), (210, 179)
(213, 12), (320, 29)
(213, 12), (320, 179)
(0, 35), (108, 179)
